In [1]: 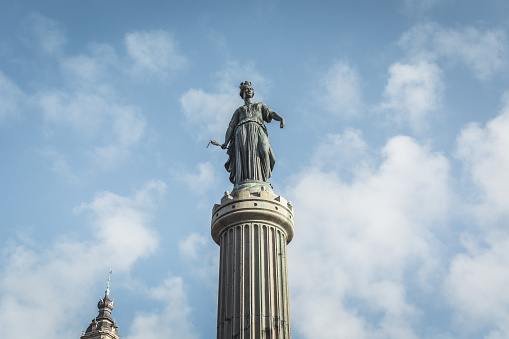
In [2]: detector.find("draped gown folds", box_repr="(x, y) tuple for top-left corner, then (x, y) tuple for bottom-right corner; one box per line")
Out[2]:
(224, 102), (276, 185)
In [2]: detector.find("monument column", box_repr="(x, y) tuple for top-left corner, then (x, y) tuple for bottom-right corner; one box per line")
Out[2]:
(211, 181), (294, 339)
(209, 81), (293, 338)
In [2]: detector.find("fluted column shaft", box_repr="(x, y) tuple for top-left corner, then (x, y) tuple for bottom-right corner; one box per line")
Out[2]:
(212, 187), (294, 339)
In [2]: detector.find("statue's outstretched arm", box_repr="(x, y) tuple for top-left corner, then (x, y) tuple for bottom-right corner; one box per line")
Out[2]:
(270, 111), (285, 129)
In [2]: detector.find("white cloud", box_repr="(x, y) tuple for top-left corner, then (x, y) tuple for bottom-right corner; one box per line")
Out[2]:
(38, 42), (146, 151)
(62, 54), (103, 83)
(78, 180), (164, 267)
(38, 89), (147, 169)
(0, 241), (96, 339)
(456, 95), (509, 222)
(111, 104), (147, 147)
(379, 61), (443, 133)
(445, 232), (509, 336)
(178, 233), (218, 289)
(22, 12), (67, 56)
(0, 70), (25, 124)
(291, 92), (509, 338)
(90, 144), (131, 169)
(180, 88), (238, 141)
(28, 25), (155, 172)
(399, 22), (508, 81)
(315, 60), (363, 117)
(39, 90), (106, 133)
(125, 30), (187, 78)
(311, 128), (371, 177)
(126, 277), (197, 339)
(179, 233), (207, 260)
(60, 43), (119, 88)
(171, 161), (217, 194)
(443, 95), (509, 336)
(0, 181), (165, 338)
(180, 61), (268, 141)
(288, 134), (450, 338)
(39, 146), (82, 185)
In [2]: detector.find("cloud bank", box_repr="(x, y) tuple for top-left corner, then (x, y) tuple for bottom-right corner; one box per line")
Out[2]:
(0, 181), (183, 339)
(287, 92), (509, 338)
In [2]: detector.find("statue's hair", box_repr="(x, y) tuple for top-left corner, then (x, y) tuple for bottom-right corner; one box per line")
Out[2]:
(239, 81), (253, 98)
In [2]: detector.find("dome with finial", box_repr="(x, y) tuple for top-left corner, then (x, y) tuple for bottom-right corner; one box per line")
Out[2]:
(97, 292), (114, 312)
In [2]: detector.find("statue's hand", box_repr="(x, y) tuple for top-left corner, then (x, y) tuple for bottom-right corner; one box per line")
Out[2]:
(280, 119), (285, 129)
(221, 143), (228, 149)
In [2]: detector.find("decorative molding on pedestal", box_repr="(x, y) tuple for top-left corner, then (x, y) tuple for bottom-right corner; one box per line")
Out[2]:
(212, 182), (294, 339)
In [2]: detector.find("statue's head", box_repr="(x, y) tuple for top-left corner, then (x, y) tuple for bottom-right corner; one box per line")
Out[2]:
(239, 81), (254, 99)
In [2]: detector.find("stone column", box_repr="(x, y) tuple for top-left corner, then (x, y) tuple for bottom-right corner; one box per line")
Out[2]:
(211, 182), (294, 339)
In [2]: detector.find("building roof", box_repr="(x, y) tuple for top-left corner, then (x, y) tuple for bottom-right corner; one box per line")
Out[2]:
(81, 273), (120, 339)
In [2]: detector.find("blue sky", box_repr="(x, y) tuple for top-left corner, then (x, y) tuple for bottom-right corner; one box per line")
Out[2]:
(1, 1), (509, 338)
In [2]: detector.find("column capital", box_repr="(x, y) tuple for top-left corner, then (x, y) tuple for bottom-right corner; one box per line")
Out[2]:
(211, 186), (294, 245)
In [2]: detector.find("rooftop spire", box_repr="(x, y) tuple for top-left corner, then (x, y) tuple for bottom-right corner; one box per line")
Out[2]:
(81, 270), (119, 339)
(106, 269), (112, 296)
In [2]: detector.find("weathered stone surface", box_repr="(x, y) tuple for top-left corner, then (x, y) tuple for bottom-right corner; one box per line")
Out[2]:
(212, 184), (294, 338)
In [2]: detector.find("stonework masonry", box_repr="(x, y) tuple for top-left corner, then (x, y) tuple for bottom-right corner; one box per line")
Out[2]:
(81, 332), (118, 339)
(212, 184), (294, 339)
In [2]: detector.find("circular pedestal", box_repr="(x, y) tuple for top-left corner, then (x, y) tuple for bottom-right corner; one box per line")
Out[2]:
(212, 185), (294, 245)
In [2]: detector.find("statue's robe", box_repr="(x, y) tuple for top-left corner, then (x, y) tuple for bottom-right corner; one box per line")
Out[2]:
(225, 102), (276, 184)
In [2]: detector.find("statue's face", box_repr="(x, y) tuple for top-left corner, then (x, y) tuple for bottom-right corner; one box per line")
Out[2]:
(243, 86), (254, 99)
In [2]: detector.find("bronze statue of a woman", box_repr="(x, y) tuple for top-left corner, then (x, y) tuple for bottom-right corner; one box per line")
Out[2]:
(221, 81), (285, 185)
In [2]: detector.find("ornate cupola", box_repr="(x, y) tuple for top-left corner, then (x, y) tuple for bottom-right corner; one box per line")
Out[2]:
(81, 271), (120, 339)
